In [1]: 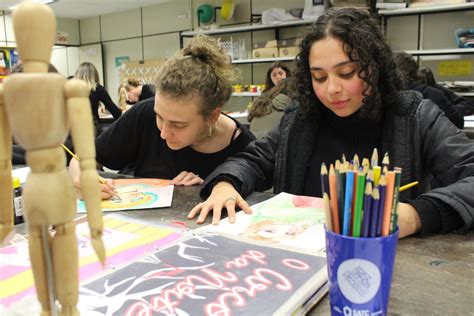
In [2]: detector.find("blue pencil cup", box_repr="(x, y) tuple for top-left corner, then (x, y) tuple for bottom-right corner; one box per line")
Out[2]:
(325, 228), (398, 316)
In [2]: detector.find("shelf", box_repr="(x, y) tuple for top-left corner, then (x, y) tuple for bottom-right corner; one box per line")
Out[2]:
(232, 56), (296, 64)
(181, 19), (317, 37)
(379, 2), (474, 16)
(232, 92), (261, 97)
(403, 48), (474, 55)
(458, 92), (474, 97)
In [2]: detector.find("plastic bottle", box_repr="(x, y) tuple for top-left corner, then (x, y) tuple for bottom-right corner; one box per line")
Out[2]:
(13, 177), (24, 225)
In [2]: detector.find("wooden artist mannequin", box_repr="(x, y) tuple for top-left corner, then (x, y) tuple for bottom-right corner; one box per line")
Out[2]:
(0, 2), (106, 315)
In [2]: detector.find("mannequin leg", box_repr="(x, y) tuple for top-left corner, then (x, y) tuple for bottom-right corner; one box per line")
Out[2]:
(28, 225), (52, 316)
(52, 221), (79, 316)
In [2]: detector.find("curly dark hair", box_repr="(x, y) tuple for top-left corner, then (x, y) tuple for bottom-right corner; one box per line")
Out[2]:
(294, 8), (402, 121)
(393, 51), (419, 89)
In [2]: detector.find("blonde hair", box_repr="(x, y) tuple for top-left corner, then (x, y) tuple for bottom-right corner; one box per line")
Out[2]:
(117, 84), (128, 111)
(154, 35), (238, 118)
(74, 62), (99, 91)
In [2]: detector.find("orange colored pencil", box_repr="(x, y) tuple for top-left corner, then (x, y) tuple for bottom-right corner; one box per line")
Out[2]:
(329, 164), (340, 233)
(382, 171), (395, 236)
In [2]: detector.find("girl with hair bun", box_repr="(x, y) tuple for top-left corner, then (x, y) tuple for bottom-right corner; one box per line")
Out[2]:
(70, 35), (256, 204)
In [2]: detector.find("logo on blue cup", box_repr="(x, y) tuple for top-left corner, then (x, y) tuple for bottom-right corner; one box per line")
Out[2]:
(337, 259), (381, 304)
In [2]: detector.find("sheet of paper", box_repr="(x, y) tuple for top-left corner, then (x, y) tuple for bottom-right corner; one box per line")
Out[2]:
(77, 178), (174, 213)
(12, 167), (31, 184)
(197, 192), (327, 254)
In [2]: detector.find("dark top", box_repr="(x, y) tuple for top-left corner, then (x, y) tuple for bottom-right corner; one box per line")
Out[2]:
(202, 91), (474, 235)
(95, 97), (256, 179)
(304, 106), (382, 196)
(139, 84), (156, 102)
(89, 84), (122, 122)
(410, 83), (464, 128)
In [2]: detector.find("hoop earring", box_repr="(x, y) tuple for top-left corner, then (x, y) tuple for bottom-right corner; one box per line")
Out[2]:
(208, 122), (216, 138)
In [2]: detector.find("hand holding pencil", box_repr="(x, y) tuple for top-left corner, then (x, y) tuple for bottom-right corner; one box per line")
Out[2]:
(62, 144), (117, 199)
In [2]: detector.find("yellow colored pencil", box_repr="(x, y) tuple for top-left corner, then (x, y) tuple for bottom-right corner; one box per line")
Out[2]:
(399, 181), (418, 192)
(61, 144), (107, 185)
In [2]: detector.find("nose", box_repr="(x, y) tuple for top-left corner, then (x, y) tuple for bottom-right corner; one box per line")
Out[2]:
(327, 75), (342, 94)
(160, 122), (170, 139)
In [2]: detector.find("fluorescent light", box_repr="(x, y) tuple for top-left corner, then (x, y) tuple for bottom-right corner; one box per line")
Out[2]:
(9, 0), (57, 10)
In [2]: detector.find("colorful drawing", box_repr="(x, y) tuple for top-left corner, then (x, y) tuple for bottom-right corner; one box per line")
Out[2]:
(198, 192), (327, 253)
(77, 178), (174, 213)
(0, 214), (185, 312)
(78, 233), (328, 316)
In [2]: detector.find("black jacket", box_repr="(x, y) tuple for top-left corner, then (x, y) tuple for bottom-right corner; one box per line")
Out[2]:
(201, 91), (474, 235)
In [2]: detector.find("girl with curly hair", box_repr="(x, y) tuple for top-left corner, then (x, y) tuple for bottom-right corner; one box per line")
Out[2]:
(190, 7), (474, 237)
(70, 35), (255, 202)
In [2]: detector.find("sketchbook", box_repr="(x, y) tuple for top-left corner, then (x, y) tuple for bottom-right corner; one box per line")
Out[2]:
(77, 178), (174, 213)
(0, 214), (185, 312)
(197, 192), (327, 254)
(78, 232), (328, 316)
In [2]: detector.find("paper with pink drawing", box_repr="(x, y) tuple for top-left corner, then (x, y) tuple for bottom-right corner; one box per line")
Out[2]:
(197, 192), (327, 253)
(77, 178), (174, 213)
(0, 214), (185, 312)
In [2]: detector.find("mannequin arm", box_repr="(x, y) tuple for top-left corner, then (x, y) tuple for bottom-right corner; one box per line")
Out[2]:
(0, 85), (13, 243)
(65, 79), (105, 264)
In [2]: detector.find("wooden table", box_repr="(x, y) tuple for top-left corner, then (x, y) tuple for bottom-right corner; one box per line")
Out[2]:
(113, 185), (474, 315)
(13, 184), (474, 315)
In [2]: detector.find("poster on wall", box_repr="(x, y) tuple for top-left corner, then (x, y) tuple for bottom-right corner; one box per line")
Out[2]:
(0, 48), (20, 82)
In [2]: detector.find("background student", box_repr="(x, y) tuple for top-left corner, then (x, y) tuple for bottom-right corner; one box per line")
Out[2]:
(69, 35), (256, 199)
(394, 51), (469, 128)
(122, 77), (156, 105)
(263, 61), (291, 92)
(189, 8), (474, 237)
(248, 78), (293, 139)
(74, 62), (122, 135)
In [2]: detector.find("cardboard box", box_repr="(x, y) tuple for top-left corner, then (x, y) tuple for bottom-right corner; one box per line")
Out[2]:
(278, 37), (303, 48)
(252, 40), (278, 50)
(252, 47), (279, 59)
(278, 46), (299, 57)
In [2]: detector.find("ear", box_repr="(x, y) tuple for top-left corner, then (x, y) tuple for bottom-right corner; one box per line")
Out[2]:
(207, 107), (221, 124)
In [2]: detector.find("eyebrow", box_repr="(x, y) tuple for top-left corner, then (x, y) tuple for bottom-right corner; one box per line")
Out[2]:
(154, 111), (188, 125)
(310, 60), (354, 71)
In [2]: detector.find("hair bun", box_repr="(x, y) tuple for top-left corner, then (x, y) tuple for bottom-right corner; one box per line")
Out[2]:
(183, 45), (210, 62)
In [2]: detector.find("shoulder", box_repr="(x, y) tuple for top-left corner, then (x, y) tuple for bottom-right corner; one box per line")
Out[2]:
(391, 90), (424, 119)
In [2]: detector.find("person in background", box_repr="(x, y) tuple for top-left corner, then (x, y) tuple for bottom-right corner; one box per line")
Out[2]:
(188, 8), (474, 236)
(69, 35), (256, 201)
(394, 51), (474, 121)
(123, 77), (156, 104)
(74, 62), (122, 135)
(248, 78), (293, 139)
(263, 61), (291, 92)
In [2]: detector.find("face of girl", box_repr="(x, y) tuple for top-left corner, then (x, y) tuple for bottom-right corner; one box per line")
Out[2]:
(309, 37), (367, 117)
(154, 92), (209, 150)
(270, 67), (287, 86)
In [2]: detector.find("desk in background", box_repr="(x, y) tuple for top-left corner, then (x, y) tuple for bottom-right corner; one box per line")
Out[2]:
(12, 184), (474, 315)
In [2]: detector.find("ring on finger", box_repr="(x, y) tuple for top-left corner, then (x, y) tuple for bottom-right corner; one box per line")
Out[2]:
(225, 196), (236, 203)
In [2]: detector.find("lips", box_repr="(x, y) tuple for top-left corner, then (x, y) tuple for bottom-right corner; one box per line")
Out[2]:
(331, 100), (348, 108)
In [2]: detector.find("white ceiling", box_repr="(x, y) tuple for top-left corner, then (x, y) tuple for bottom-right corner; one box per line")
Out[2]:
(0, 0), (174, 19)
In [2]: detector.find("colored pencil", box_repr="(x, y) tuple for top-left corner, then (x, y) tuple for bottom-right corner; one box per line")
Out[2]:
(361, 181), (373, 237)
(371, 148), (378, 167)
(390, 168), (402, 233)
(399, 181), (418, 192)
(342, 170), (355, 236)
(373, 166), (382, 186)
(323, 192), (333, 232)
(352, 171), (366, 237)
(382, 171), (395, 236)
(61, 144), (107, 185)
(329, 164), (341, 234)
(370, 186), (380, 237)
(377, 175), (387, 236)
(382, 152), (390, 169)
(320, 163), (329, 195)
(353, 154), (360, 170)
(335, 160), (345, 230)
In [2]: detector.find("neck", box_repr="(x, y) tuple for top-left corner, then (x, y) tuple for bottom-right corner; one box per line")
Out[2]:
(190, 114), (223, 152)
